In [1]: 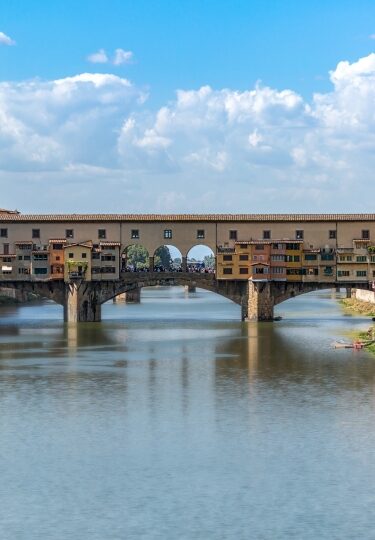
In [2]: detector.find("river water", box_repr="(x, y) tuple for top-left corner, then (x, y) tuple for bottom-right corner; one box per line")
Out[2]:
(0, 288), (375, 539)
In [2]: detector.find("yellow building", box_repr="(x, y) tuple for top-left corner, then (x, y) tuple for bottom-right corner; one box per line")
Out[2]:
(63, 242), (92, 282)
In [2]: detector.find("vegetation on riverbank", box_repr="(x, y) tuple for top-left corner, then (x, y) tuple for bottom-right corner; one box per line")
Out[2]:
(338, 298), (375, 355)
(339, 297), (375, 317)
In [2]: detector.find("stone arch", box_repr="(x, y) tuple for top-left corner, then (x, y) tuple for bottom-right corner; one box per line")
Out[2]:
(121, 243), (150, 272)
(186, 244), (216, 274)
(152, 244), (183, 271)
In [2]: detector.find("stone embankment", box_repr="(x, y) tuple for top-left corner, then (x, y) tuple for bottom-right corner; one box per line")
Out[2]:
(340, 288), (375, 355)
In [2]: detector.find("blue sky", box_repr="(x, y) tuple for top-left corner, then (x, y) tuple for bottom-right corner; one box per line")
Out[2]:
(1, 0), (375, 213)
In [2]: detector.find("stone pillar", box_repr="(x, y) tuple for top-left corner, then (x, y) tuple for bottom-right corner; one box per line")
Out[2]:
(149, 256), (154, 271)
(185, 284), (196, 293)
(125, 288), (141, 303)
(346, 287), (352, 298)
(64, 282), (101, 322)
(246, 281), (274, 321)
(182, 256), (187, 272)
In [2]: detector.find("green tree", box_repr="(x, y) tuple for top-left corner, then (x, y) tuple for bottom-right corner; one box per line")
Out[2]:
(154, 245), (172, 268)
(125, 244), (149, 269)
(204, 254), (215, 269)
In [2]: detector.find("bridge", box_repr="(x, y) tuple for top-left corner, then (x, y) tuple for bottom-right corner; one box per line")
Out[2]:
(0, 211), (374, 321)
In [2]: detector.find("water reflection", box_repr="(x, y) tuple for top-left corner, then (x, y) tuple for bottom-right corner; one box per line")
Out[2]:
(1, 288), (375, 539)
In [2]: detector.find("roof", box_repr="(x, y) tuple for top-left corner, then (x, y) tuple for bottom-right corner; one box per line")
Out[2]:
(63, 241), (93, 249)
(99, 241), (121, 247)
(1, 213), (375, 223)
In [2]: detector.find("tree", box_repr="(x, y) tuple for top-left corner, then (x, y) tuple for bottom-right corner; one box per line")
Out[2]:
(204, 254), (215, 269)
(125, 244), (149, 269)
(154, 245), (172, 268)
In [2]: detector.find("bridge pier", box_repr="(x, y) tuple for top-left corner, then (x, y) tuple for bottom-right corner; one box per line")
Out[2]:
(185, 284), (196, 293)
(64, 282), (101, 322)
(124, 288), (141, 303)
(246, 281), (274, 321)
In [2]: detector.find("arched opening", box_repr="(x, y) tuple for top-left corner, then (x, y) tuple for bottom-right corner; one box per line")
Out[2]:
(153, 245), (183, 272)
(186, 244), (215, 274)
(121, 244), (150, 272)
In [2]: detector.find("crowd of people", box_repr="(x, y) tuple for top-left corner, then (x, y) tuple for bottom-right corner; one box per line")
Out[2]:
(121, 263), (215, 274)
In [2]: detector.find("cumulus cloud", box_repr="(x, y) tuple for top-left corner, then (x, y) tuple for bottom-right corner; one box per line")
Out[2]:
(113, 48), (134, 65)
(2, 53), (375, 212)
(0, 31), (15, 46)
(87, 49), (108, 64)
(87, 48), (134, 66)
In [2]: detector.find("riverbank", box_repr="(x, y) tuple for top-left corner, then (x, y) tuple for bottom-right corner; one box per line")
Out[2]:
(339, 298), (375, 354)
(340, 297), (375, 317)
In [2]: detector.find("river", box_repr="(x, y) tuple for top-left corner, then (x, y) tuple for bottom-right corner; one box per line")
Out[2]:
(0, 287), (375, 539)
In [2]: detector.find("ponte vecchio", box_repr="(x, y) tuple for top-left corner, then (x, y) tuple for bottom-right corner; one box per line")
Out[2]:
(1, 209), (374, 322)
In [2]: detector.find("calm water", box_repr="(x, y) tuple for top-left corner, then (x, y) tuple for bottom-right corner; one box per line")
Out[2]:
(1, 287), (375, 539)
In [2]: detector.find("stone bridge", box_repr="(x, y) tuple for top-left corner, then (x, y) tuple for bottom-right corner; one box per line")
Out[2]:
(0, 274), (372, 322)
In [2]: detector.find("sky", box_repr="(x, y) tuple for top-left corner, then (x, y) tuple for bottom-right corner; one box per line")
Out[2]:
(1, 0), (375, 214)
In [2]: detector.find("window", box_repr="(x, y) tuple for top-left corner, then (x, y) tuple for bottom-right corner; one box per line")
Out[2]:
(229, 230), (237, 240)
(24, 255), (31, 261)
(33, 254), (48, 260)
(82, 253), (87, 258)
(272, 267), (285, 274)
(271, 254), (285, 261)
(357, 270), (367, 277)
(52, 243), (64, 250)
(263, 230), (271, 239)
(223, 255), (232, 261)
(164, 229), (172, 239)
(56, 256), (60, 261)
(68, 252), (74, 258)
(98, 229), (106, 239)
(304, 254), (317, 261)
(18, 255), (22, 260)
(0, 229), (7, 238)
(197, 229), (205, 239)
(255, 244), (264, 250)
(362, 230), (370, 240)
(92, 253), (100, 260)
(296, 230), (304, 240)
(356, 256), (367, 262)
(286, 243), (300, 251)
(3, 244), (9, 255)
(239, 244), (247, 249)
(34, 268), (48, 275)
(65, 229), (74, 239)
(371, 256), (375, 263)
(329, 230), (336, 239)
(239, 268), (248, 274)
(321, 254), (334, 261)
(131, 230), (139, 239)
(223, 268), (232, 275)
(239, 254), (248, 261)
(32, 229), (40, 239)
(338, 270), (350, 277)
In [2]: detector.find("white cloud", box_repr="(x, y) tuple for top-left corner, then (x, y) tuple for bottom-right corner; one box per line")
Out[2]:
(87, 49), (109, 63)
(113, 48), (134, 65)
(87, 48), (134, 66)
(0, 31), (15, 46)
(3, 53), (375, 212)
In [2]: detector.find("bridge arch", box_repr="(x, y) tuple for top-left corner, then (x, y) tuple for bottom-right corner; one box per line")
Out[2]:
(186, 244), (215, 273)
(153, 244), (182, 271)
(121, 243), (150, 272)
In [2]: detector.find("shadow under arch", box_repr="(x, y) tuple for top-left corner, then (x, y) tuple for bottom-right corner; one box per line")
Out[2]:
(271, 281), (370, 308)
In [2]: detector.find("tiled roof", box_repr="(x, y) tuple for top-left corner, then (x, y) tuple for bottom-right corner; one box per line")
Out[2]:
(49, 239), (67, 243)
(99, 241), (121, 246)
(1, 213), (375, 223)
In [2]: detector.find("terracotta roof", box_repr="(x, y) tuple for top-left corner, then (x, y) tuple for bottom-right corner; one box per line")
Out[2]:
(1, 213), (375, 223)
(49, 239), (67, 243)
(99, 241), (121, 247)
(63, 241), (93, 249)
(14, 241), (33, 245)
